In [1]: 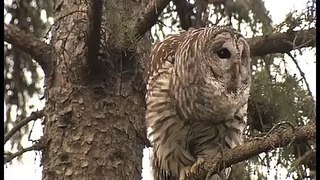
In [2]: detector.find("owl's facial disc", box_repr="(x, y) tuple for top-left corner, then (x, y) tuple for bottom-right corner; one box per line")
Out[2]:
(207, 40), (239, 79)
(204, 34), (250, 94)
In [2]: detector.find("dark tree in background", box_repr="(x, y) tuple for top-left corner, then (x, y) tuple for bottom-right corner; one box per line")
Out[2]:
(4, 0), (316, 180)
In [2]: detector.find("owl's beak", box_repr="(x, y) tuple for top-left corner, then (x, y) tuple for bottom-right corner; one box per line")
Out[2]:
(234, 62), (240, 78)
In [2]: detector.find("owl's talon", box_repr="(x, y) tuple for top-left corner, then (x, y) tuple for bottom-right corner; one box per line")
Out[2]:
(179, 166), (192, 180)
(179, 158), (205, 180)
(190, 157), (205, 174)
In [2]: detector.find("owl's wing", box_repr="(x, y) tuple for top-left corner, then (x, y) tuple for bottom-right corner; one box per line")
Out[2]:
(146, 32), (188, 180)
(146, 32), (187, 94)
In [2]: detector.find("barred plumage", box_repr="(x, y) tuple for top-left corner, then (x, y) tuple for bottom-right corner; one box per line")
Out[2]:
(146, 26), (251, 180)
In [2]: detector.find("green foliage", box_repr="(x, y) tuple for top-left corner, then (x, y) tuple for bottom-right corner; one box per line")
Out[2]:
(249, 58), (314, 129)
(4, 0), (53, 156)
(246, 56), (315, 179)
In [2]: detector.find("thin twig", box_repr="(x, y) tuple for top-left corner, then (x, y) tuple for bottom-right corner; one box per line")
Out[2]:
(266, 121), (296, 136)
(286, 52), (313, 97)
(44, 10), (87, 39)
(4, 142), (43, 164)
(4, 110), (44, 144)
(286, 52), (316, 120)
(28, 120), (37, 143)
(287, 149), (316, 175)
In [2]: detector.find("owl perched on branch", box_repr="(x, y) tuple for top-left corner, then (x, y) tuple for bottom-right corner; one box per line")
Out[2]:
(146, 26), (251, 180)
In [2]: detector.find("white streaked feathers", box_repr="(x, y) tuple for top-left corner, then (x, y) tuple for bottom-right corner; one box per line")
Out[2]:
(146, 26), (251, 180)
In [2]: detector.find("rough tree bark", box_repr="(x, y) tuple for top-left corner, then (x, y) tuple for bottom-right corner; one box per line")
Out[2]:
(41, 0), (150, 179)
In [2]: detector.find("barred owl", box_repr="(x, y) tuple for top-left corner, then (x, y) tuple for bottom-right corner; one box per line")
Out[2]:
(146, 26), (251, 180)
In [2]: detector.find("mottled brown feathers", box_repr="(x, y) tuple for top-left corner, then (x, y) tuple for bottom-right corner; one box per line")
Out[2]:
(146, 26), (251, 180)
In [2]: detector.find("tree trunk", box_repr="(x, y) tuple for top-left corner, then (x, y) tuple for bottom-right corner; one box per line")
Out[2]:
(42, 0), (150, 179)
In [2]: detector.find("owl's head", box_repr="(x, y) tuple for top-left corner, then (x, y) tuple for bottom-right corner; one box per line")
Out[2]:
(199, 27), (251, 93)
(174, 26), (251, 121)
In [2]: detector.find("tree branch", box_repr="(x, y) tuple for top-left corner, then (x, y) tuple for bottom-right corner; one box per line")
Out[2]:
(172, 0), (194, 30)
(287, 52), (316, 120)
(134, 0), (171, 39)
(248, 28), (316, 57)
(287, 52), (313, 97)
(4, 141), (43, 164)
(4, 110), (44, 144)
(194, 122), (316, 179)
(4, 24), (53, 75)
(288, 149), (316, 174)
(87, 0), (103, 74)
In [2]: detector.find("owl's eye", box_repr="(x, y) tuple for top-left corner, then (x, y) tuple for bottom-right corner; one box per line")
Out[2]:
(217, 48), (231, 59)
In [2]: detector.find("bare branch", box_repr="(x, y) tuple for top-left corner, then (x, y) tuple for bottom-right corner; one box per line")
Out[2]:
(4, 110), (44, 144)
(4, 24), (53, 75)
(172, 0), (194, 30)
(4, 141), (43, 164)
(44, 10), (87, 39)
(134, 0), (171, 39)
(194, 122), (316, 179)
(248, 28), (316, 57)
(195, 0), (208, 28)
(286, 52), (316, 120)
(287, 52), (313, 97)
(288, 149), (316, 174)
(87, 0), (103, 73)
